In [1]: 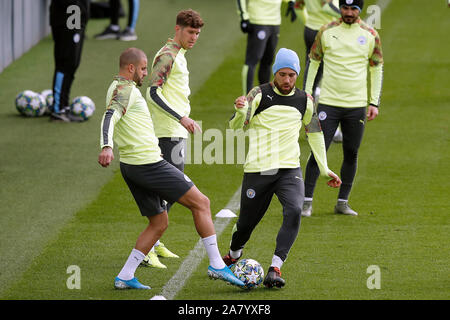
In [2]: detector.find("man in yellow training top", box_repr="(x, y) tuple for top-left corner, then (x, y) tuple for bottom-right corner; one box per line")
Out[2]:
(237, 0), (298, 95)
(302, 0), (384, 217)
(223, 48), (341, 288)
(143, 9), (204, 269)
(98, 48), (244, 289)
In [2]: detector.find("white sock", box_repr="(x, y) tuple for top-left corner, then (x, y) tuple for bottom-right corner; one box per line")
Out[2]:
(154, 240), (160, 247)
(202, 234), (226, 269)
(230, 249), (242, 259)
(117, 248), (145, 281)
(338, 199), (348, 203)
(304, 197), (313, 202)
(109, 24), (120, 31)
(271, 255), (283, 269)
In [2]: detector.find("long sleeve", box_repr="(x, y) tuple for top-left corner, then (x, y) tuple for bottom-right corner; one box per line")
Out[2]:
(304, 59), (320, 95)
(100, 109), (119, 149)
(321, 0), (341, 18)
(294, 0), (308, 24)
(100, 83), (133, 149)
(304, 26), (324, 94)
(368, 31), (384, 106)
(303, 94), (330, 177)
(369, 64), (383, 106)
(236, 0), (249, 21)
(147, 86), (183, 121)
(147, 50), (183, 121)
(229, 86), (262, 130)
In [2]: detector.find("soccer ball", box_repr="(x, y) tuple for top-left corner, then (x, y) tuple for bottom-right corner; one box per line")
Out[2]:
(15, 90), (46, 117)
(233, 259), (264, 289)
(40, 89), (54, 114)
(70, 96), (95, 120)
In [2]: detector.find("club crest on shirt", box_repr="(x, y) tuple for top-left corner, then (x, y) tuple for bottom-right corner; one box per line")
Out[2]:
(246, 188), (256, 199)
(318, 111), (327, 121)
(357, 35), (367, 45)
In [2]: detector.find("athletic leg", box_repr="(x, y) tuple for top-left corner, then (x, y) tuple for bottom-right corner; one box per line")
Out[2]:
(230, 173), (276, 254)
(258, 25), (279, 85)
(51, 26), (85, 117)
(116, 164), (168, 288)
(51, 26), (65, 113)
(303, 26), (316, 90)
(338, 107), (366, 200)
(147, 138), (184, 259)
(110, 0), (120, 26)
(177, 185), (245, 286)
(159, 137), (186, 212)
(127, 0), (139, 30)
(243, 25), (269, 95)
(273, 169), (303, 264)
(177, 185), (214, 238)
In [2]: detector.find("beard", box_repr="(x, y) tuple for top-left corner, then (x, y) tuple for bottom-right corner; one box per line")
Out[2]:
(343, 15), (358, 25)
(274, 79), (295, 95)
(133, 72), (143, 87)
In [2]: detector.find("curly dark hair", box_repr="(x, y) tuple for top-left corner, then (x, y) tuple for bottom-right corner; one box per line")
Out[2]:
(176, 9), (204, 29)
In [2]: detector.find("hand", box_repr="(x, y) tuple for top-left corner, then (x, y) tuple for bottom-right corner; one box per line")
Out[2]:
(240, 20), (250, 33)
(327, 171), (342, 188)
(367, 105), (379, 121)
(180, 116), (202, 134)
(286, 1), (297, 22)
(98, 147), (114, 168)
(234, 96), (247, 109)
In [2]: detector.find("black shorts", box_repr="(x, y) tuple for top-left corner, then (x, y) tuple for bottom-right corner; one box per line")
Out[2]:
(158, 137), (186, 172)
(120, 160), (194, 217)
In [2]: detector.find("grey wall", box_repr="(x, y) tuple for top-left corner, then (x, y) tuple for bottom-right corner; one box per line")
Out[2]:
(0, 0), (51, 74)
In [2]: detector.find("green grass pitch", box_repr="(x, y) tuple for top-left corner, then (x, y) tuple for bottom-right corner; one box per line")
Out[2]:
(0, 0), (448, 301)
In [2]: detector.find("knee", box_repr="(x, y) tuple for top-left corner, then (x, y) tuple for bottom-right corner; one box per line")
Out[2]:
(200, 194), (210, 209)
(192, 193), (210, 212)
(343, 147), (359, 163)
(152, 214), (168, 235)
(283, 206), (302, 226)
(161, 218), (169, 232)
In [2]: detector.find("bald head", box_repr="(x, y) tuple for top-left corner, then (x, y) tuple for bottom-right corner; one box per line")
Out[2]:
(118, 48), (148, 86)
(119, 47), (146, 69)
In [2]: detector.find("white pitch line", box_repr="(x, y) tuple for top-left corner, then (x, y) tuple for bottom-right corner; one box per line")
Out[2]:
(154, 186), (241, 300)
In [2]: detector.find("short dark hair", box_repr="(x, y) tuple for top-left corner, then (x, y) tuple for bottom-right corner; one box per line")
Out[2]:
(119, 47), (146, 69)
(176, 9), (204, 29)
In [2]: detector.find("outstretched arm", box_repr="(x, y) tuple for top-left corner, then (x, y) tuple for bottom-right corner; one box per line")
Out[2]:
(303, 94), (341, 188)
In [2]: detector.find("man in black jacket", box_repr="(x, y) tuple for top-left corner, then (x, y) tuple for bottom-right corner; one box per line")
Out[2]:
(49, 0), (89, 122)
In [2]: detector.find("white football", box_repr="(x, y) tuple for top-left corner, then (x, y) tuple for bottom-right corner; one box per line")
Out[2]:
(15, 90), (46, 117)
(40, 89), (54, 114)
(70, 96), (95, 120)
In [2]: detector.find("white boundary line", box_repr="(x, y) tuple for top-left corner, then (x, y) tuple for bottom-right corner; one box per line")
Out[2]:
(152, 186), (241, 300)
